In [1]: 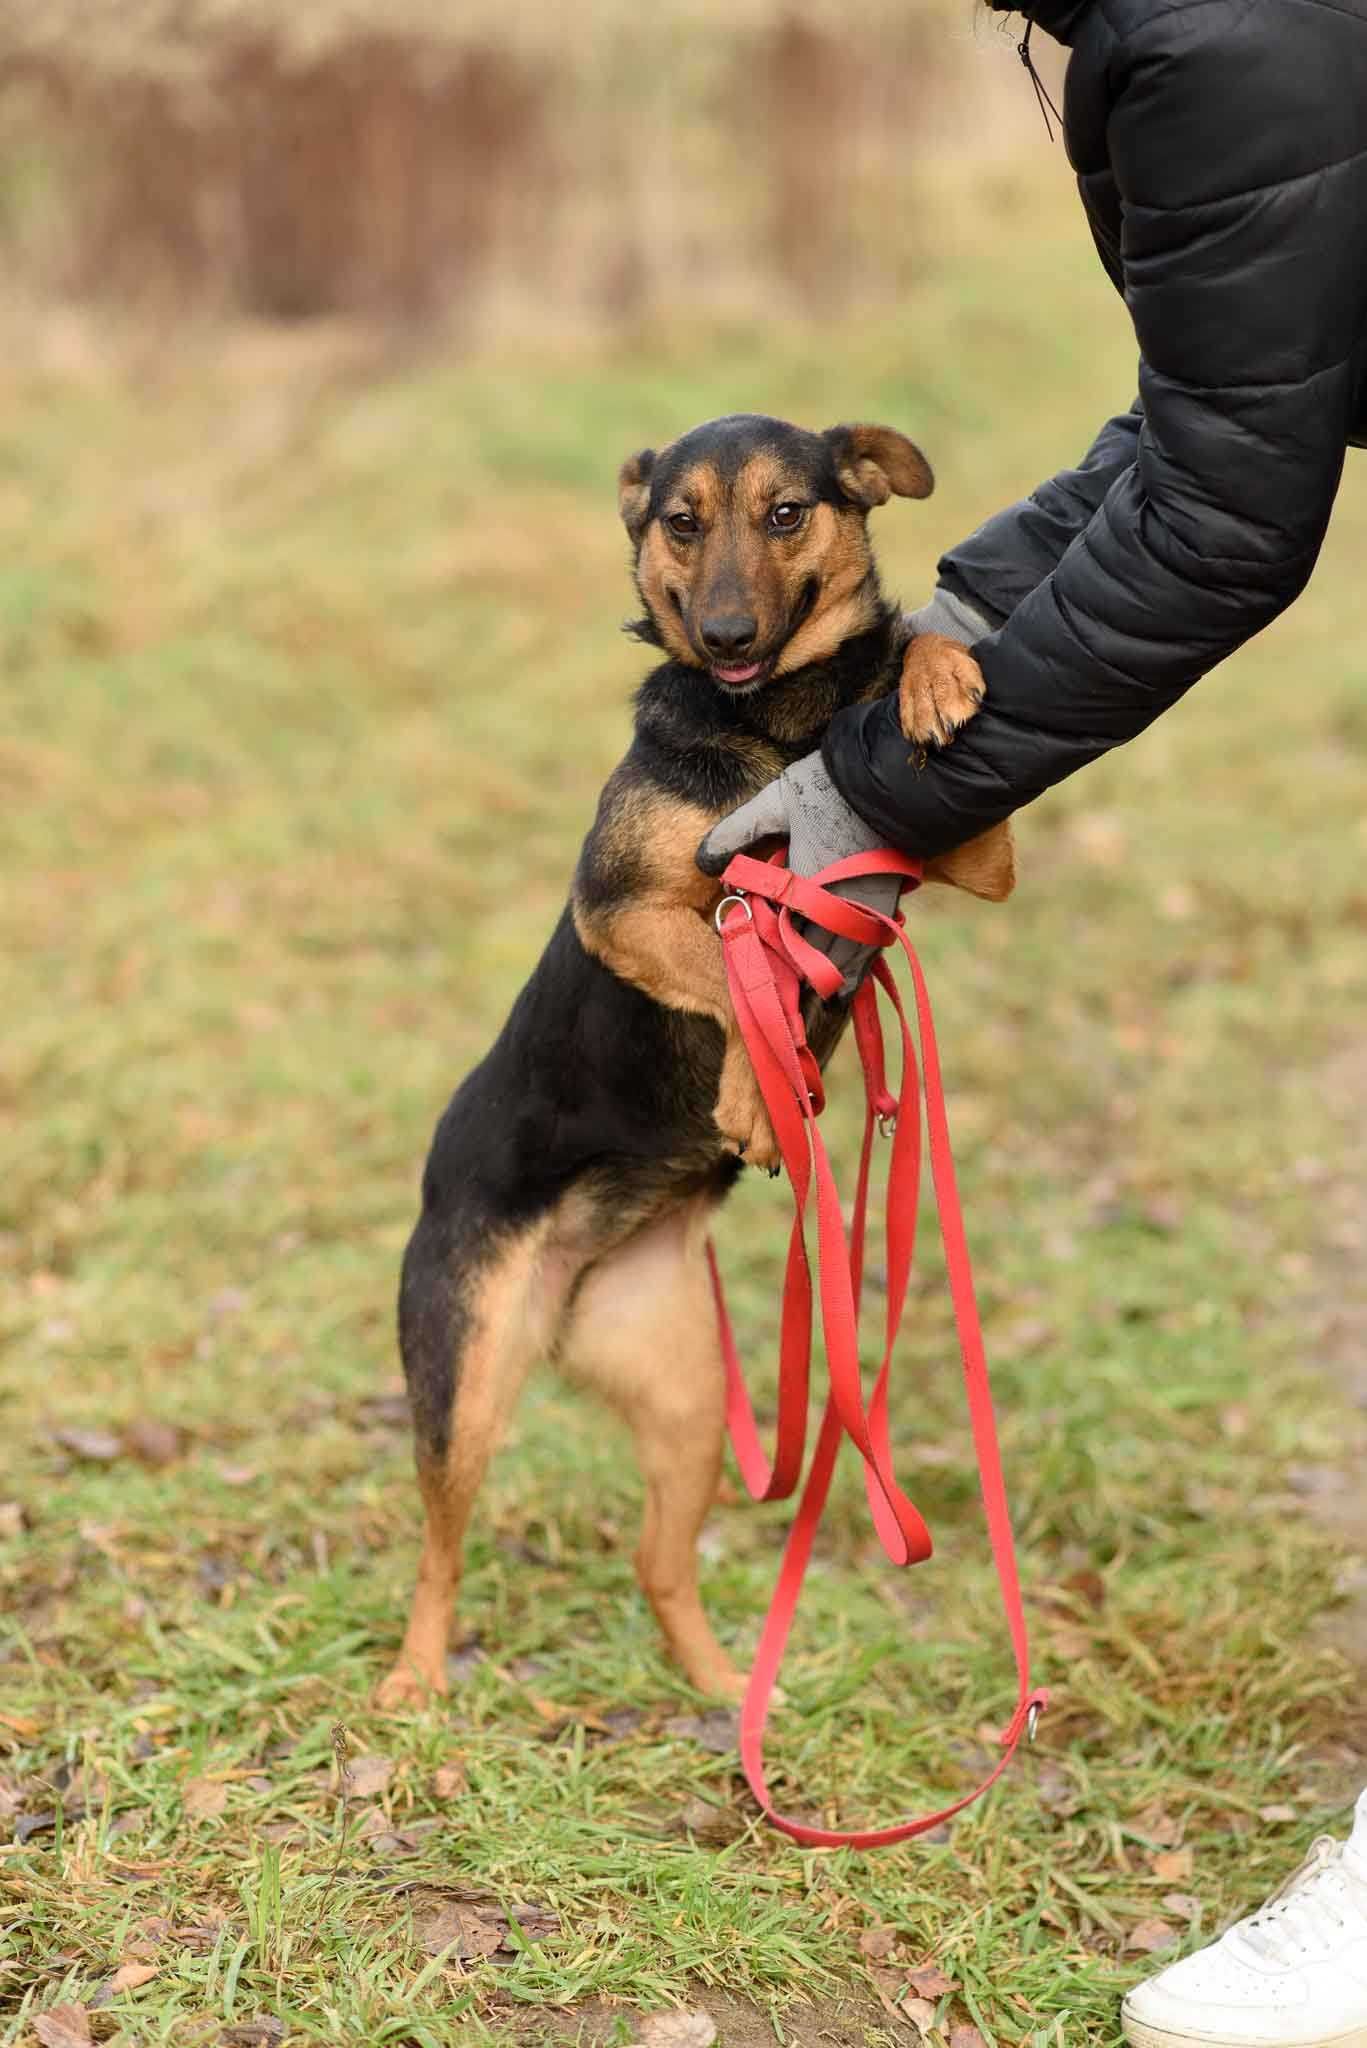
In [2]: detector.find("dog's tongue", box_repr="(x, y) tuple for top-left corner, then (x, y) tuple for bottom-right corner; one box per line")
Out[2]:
(713, 661), (762, 686)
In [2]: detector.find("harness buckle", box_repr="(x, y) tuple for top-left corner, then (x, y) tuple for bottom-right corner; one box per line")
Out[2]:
(715, 892), (753, 934)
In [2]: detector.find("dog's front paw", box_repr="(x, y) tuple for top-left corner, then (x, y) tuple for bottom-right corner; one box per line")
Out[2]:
(375, 1654), (447, 1713)
(714, 1045), (781, 1172)
(898, 631), (985, 748)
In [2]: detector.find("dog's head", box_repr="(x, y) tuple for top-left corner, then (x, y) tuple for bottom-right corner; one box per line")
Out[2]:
(619, 413), (932, 691)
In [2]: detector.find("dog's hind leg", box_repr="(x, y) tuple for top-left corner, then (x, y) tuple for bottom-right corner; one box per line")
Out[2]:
(376, 1212), (562, 1711)
(561, 1198), (744, 1701)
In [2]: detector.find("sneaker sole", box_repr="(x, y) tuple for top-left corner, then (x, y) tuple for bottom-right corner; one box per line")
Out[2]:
(1123, 2012), (1367, 2048)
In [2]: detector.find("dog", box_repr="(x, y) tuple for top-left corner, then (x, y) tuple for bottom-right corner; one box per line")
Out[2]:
(376, 413), (1015, 1711)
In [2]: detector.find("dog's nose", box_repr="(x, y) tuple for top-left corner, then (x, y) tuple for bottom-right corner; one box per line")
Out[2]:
(700, 613), (758, 659)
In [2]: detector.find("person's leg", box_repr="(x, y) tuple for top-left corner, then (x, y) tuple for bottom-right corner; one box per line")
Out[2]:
(1122, 1789), (1367, 2047)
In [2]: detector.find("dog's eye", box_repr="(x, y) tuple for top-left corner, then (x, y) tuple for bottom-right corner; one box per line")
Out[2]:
(770, 502), (806, 533)
(666, 511), (699, 539)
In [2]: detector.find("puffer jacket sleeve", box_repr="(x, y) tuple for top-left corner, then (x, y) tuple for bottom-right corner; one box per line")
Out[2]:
(937, 400), (1142, 627)
(823, 0), (1367, 857)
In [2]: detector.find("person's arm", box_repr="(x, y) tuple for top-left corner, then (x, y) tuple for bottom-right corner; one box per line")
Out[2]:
(822, 3), (1366, 858)
(929, 400), (1142, 634)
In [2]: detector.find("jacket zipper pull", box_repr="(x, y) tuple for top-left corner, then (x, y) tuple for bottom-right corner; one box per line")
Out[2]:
(1019, 18), (1063, 142)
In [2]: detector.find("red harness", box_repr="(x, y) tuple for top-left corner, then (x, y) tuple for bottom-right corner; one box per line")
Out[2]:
(710, 848), (1048, 1848)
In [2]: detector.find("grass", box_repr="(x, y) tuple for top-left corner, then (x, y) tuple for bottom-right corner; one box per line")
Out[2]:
(2, 165), (1367, 2046)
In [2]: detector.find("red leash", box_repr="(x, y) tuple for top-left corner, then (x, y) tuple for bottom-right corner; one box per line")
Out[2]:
(710, 848), (1048, 1847)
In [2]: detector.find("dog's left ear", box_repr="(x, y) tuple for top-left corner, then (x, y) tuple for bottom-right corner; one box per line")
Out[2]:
(823, 424), (934, 509)
(618, 448), (656, 542)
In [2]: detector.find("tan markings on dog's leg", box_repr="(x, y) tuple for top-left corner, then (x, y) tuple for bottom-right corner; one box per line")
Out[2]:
(376, 1223), (563, 1711)
(714, 1034), (780, 1169)
(561, 1201), (745, 1701)
(923, 820), (1017, 903)
(575, 902), (730, 1026)
(898, 632), (986, 748)
(574, 897), (778, 1167)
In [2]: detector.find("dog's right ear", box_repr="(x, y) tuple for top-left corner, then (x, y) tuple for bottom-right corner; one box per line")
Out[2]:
(618, 449), (656, 543)
(823, 424), (934, 509)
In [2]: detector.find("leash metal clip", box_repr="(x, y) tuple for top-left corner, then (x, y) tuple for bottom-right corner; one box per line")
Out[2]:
(714, 892), (753, 934)
(1027, 1700), (1042, 1744)
(877, 1111), (897, 1141)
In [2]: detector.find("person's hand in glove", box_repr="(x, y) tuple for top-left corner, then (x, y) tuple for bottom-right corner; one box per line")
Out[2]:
(695, 752), (905, 995)
(696, 596), (996, 993)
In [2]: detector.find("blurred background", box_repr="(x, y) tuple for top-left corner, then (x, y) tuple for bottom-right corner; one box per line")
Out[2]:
(3, 5), (1366, 2041)
(0, 0), (1057, 335)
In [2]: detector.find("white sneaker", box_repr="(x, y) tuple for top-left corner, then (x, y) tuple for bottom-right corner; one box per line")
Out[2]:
(1122, 1791), (1367, 2048)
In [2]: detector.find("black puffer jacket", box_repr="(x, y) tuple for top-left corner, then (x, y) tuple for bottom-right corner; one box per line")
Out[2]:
(822, 0), (1367, 855)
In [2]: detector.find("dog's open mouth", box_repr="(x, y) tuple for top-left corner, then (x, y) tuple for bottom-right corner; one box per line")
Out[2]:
(710, 658), (768, 688)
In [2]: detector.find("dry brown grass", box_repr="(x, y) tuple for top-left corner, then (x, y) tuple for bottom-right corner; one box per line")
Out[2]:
(0, 0), (1060, 334)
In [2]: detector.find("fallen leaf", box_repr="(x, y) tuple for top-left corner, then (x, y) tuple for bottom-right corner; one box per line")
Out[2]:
(171, 1922), (224, 1951)
(214, 1463), (259, 1488)
(14, 1808), (65, 1843)
(509, 1902), (559, 1942)
(89, 1959), (160, 2006)
(670, 1795), (746, 1845)
(594, 1706), (649, 1742)
(662, 1711), (738, 1755)
(1128, 1918), (1178, 1954)
(634, 2015), (718, 2048)
(900, 1997), (938, 2035)
(0, 1501), (25, 1539)
(182, 1777), (228, 1819)
(108, 1961), (158, 1992)
(52, 1426), (122, 1463)
(220, 2024), (285, 2047)
(1150, 1847), (1194, 1883)
(432, 1759), (467, 1799)
(415, 1901), (506, 1961)
(1035, 1763), (1080, 1817)
(1259, 1804), (1298, 1824)
(950, 2029), (988, 2048)
(366, 1829), (421, 1858)
(1133, 1805), (1183, 1847)
(1062, 1566), (1107, 1610)
(908, 1963), (958, 1997)
(122, 1418), (182, 1466)
(345, 1754), (394, 1800)
(1162, 1892), (1201, 1921)
(34, 2007), (92, 2048)
(858, 1925), (898, 1960)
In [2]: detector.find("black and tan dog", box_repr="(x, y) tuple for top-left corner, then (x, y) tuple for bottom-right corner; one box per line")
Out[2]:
(376, 413), (1014, 1711)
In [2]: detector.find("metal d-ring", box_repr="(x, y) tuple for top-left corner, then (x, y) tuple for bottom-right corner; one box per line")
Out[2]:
(714, 893), (753, 934)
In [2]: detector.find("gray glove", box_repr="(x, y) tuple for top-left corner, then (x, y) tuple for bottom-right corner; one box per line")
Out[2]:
(905, 586), (999, 644)
(696, 751), (902, 994)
